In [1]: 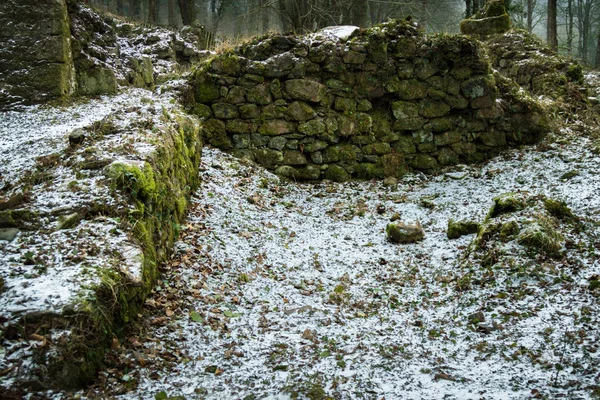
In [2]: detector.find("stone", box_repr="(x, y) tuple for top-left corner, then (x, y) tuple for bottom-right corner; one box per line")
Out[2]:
(212, 103), (239, 119)
(298, 119), (326, 136)
(386, 221), (425, 244)
(253, 148), (283, 168)
(334, 97), (357, 112)
(246, 84), (273, 105)
(258, 120), (296, 136)
(283, 151), (308, 165)
(409, 154), (439, 171)
(419, 100), (451, 118)
(0, 228), (19, 242)
(287, 101), (316, 121)
(355, 72), (385, 98)
(397, 80), (427, 100)
(193, 104), (213, 119)
(383, 177), (398, 186)
(437, 148), (459, 166)
(226, 86), (246, 104)
(226, 120), (254, 134)
(323, 165), (351, 182)
(269, 137), (287, 151)
(447, 219), (480, 239)
(285, 79), (327, 103)
(262, 103), (286, 119)
(77, 67), (117, 96)
(69, 129), (86, 147)
(239, 104), (260, 119)
(0, 0), (75, 104)
(343, 51), (367, 64)
(392, 101), (420, 119)
(58, 213), (81, 230)
(480, 130), (507, 147)
(434, 131), (462, 146)
(357, 99), (373, 112)
(461, 76), (494, 99)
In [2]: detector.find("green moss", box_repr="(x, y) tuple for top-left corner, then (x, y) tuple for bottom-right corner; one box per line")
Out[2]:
(487, 193), (526, 219)
(323, 165), (350, 182)
(106, 161), (157, 203)
(543, 198), (575, 221)
(447, 219), (480, 239)
(518, 215), (564, 258)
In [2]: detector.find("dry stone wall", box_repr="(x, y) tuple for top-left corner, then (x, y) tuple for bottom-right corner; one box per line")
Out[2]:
(0, 0), (75, 106)
(192, 20), (550, 181)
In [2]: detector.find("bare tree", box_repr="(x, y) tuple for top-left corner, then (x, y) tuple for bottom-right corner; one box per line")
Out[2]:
(548, 0), (558, 49)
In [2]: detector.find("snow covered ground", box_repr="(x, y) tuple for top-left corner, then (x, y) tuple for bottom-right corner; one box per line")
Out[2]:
(74, 127), (600, 399)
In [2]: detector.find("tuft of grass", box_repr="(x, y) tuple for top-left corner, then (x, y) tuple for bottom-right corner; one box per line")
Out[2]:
(518, 215), (564, 258)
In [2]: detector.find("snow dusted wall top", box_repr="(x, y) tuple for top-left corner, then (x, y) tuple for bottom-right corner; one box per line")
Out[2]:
(191, 20), (551, 181)
(0, 0), (75, 106)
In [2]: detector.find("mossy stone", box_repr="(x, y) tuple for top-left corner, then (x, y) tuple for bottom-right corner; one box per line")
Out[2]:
(259, 120), (296, 136)
(323, 165), (351, 182)
(285, 79), (327, 103)
(195, 81), (220, 103)
(287, 101), (316, 121)
(239, 104), (260, 119)
(397, 79), (427, 100)
(212, 103), (239, 119)
(487, 193), (526, 219)
(386, 221), (425, 243)
(447, 219), (480, 239)
(392, 137), (417, 154)
(246, 84), (273, 105)
(253, 148), (283, 168)
(409, 154), (439, 171)
(193, 104), (212, 119)
(419, 99), (451, 118)
(392, 101), (420, 119)
(437, 148), (459, 166)
(283, 150), (308, 165)
(299, 119), (326, 136)
(334, 97), (357, 112)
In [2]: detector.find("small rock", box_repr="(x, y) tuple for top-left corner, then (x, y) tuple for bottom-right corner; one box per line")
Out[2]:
(68, 129), (86, 147)
(383, 176), (398, 187)
(376, 204), (386, 214)
(468, 311), (485, 324)
(447, 219), (480, 239)
(386, 221), (424, 244)
(390, 213), (401, 222)
(0, 228), (19, 242)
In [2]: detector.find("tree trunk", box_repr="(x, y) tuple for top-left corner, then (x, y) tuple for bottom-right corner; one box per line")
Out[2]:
(131, 0), (143, 20)
(566, 0), (573, 54)
(527, 0), (534, 32)
(596, 28), (600, 68)
(178, 0), (195, 25)
(148, 0), (158, 24)
(168, 0), (178, 26)
(465, 0), (472, 17)
(547, 0), (558, 50)
(259, 0), (270, 34)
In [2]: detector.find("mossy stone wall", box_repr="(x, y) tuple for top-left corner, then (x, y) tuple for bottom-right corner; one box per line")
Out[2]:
(192, 20), (550, 181)
(0, 0), (75, 106)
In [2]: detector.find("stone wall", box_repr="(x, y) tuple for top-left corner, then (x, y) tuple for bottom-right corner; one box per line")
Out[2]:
(0, 0), (75, 106)
(485, 30), (584, 101)
(192, 20), (550, 181)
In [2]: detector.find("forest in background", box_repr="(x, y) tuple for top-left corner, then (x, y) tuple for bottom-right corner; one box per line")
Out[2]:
(87, 0), (600, 67)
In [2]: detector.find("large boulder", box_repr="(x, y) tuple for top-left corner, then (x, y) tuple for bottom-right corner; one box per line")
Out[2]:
(0, 0), (75, 106)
